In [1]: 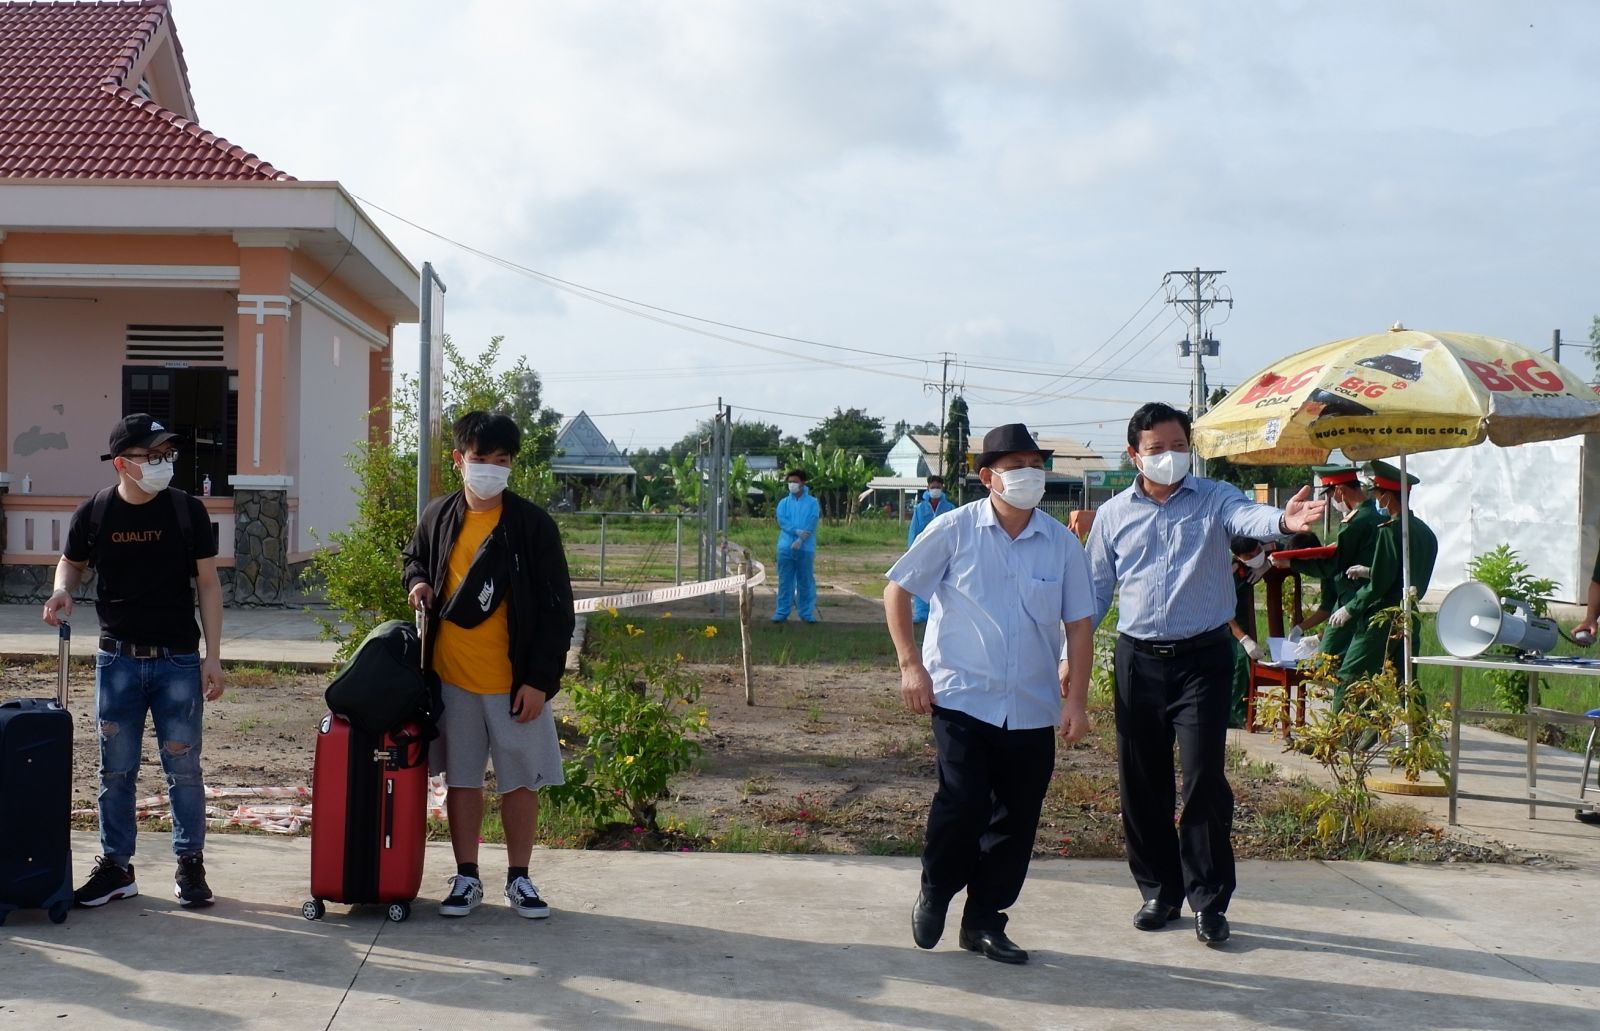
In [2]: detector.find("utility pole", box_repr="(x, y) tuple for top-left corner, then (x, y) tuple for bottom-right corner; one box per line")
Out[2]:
(924, 351), (953, 504)
(1553, 328), (1562, 365)
(1167, 268), (1229, 475)
(416, 262), (447, 516)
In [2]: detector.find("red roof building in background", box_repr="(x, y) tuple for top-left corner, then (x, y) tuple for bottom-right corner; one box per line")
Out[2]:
(0, 0), (418, 605)
(0, 0), (289, 180)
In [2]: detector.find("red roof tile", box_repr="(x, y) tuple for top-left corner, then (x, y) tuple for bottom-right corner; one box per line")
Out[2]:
(0, 1), (292, 180)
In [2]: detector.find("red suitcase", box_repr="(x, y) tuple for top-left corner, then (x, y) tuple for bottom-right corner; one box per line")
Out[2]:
(303, 713), (428, 922)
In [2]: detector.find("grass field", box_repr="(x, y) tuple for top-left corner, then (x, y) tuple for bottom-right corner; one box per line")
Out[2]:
(558, 512), (1600, 738)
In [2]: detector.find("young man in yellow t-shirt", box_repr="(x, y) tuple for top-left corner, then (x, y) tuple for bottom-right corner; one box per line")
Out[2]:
(403, 411), (575, 919)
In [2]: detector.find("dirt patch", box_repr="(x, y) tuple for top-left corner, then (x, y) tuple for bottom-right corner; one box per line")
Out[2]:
(0, 660), (325, 807)
(3, 640), (1512, 864)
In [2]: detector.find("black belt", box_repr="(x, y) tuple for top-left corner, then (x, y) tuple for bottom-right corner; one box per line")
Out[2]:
(99, 636), (173, 659)
(1120, 626), (1230, 659)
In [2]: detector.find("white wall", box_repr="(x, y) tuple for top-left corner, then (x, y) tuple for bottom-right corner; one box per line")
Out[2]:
(1408, 435), (1600, 603)
(5, 288), (235, 494)
(292, 302), (369, 555)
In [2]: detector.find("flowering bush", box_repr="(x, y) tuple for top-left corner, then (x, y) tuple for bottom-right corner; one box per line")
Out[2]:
(545, 649), (706, 834)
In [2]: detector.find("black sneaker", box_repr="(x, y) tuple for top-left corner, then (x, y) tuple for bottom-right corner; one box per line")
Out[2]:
(75, 855), (138, 908)
(174, 853), (215, 908)
(439, 874), (484, 917)
(505, 875), (550, 919)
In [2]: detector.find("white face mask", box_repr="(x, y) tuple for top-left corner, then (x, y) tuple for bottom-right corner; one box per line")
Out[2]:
(462, 461), (511, 500)
(993, 467), (1046, 510)
(127, 458), (174, 495)
(1331, 496), (1350, 516)
(1243, 552), (1268, 571)
(927, 488), (943, 500)
(787, 481), (802, 495)
(1137, 450), (1191, 486)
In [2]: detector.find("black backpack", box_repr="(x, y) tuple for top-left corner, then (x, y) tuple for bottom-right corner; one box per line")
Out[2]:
(324, 619), (441, 740)
(83, 485), (198, 573)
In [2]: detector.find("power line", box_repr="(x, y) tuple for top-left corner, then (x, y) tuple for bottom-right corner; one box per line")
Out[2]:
(357, 194), (941, 366)
(360, 195), (1203, 401)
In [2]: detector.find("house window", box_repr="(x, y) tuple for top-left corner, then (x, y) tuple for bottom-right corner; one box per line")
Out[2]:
(123, 366), (238, 497)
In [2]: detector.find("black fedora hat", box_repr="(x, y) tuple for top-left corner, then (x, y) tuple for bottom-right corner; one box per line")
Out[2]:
(976, 423), (1053, 470)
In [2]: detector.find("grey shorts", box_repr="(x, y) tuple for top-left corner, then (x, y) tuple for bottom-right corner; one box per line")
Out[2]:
(430, 682), (566, 793)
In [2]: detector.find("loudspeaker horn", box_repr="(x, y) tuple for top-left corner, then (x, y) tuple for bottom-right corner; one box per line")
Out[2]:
(1436, 580), (1559, 658)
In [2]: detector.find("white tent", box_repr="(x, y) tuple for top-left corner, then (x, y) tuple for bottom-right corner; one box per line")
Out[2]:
(1407, 433), (1600, 604)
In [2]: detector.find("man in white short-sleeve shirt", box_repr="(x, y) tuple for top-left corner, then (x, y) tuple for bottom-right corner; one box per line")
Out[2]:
(885, 423), (1094, 966)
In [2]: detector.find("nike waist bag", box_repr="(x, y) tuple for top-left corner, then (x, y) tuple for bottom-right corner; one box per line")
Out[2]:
(324, 620), (434, 738)
(436, 526), (511, 630)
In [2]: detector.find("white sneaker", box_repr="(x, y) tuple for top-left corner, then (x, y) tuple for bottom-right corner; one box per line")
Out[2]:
(439, 874), (483, 917)
(505, 876), (550, 919)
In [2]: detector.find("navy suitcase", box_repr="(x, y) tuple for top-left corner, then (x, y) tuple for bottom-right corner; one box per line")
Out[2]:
(0, 622), (75, 925)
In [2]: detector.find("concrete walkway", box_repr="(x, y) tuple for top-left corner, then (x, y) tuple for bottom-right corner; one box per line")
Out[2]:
(1, 832), (1595, 1030)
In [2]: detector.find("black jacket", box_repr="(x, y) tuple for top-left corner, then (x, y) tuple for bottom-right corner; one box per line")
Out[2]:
(403, 490), (575, 700)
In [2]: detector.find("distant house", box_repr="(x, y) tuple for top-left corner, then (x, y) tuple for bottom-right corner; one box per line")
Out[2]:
(885, 433), (949, 480)
(870, 431), (1110, 514)
(0, 0), (419, 604)
(552, 411), (636, 506)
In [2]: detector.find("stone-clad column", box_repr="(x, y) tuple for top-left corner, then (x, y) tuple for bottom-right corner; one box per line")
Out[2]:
(229, 476), (292, 606)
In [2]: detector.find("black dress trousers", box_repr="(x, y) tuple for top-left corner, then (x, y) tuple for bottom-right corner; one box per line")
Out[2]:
(921, 705), (1056, 932)
(1113, 629), (1237, 915)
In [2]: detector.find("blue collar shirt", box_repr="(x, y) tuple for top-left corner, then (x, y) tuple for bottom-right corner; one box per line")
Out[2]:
(1085, 474), (1286, 641)
(886, 499), (1095, 730)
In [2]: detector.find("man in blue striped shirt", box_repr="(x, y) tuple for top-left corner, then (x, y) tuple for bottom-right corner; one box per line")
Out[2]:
(886, 423), (1095, 966)
(1082, 402), (1324, 945)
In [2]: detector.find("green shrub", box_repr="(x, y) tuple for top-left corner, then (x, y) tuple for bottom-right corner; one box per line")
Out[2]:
(1465, 544), (1558, 713)
(546, 649), (706, 833)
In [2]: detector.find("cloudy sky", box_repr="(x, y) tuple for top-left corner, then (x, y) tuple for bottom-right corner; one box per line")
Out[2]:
(177, 0), (1600, 460)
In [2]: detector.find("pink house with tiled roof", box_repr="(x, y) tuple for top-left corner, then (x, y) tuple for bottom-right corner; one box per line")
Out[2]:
(0, 0), (418, 604)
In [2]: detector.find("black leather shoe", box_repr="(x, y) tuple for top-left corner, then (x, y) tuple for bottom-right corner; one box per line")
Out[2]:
(958, 927), (1028, 964)
(911, 892), (947, 950)
(1196, 910), (1230, 944)
(1133, 899), (1181, 931)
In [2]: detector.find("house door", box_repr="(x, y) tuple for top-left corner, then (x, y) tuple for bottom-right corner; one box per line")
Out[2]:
(123, 367), (238, 496)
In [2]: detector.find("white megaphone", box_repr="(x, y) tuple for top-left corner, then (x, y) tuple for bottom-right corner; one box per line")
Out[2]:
(1436, 580), (1559, 658)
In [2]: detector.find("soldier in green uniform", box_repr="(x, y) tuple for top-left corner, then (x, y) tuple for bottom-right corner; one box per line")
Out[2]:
(1227, 536), (1270, 729)
(1330, 460), (1438, 694)
(1274, 464), (1384, 710)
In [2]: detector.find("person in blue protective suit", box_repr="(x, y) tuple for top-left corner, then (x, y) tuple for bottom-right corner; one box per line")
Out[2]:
(773, 468), (822, 623)
(907, 475), (957, 624)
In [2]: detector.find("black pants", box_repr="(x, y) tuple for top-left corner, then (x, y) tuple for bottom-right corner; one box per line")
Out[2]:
(1114, 630), (1236, 915)
(922, 706), (1055, 932)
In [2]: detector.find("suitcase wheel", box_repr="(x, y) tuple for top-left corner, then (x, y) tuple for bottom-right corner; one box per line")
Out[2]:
(48, 901), (71, 925)
(302, 899), (326, 921)
(386, 901), (410, 923)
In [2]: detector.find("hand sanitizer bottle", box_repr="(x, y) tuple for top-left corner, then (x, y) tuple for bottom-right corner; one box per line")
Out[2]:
(202, 474), (212, 497)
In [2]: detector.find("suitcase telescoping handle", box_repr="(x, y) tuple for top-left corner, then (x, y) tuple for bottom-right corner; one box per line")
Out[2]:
(57, 619), (70, 708)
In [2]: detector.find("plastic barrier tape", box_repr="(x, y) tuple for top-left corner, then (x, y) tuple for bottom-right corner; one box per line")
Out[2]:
(573, 559), (766, 615)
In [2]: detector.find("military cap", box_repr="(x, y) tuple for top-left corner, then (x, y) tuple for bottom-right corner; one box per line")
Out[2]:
(1365, 459), (1420, 492)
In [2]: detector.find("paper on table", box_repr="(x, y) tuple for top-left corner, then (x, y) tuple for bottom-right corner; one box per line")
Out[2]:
(1267, 636), (1319, 666)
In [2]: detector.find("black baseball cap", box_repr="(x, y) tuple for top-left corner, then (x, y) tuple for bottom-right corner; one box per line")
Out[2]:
(101, 413), (180, 461)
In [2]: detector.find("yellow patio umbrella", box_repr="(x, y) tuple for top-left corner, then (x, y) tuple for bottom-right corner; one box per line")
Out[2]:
(1194, 325), (1600, 680)
(1192, 325), (1600, 464)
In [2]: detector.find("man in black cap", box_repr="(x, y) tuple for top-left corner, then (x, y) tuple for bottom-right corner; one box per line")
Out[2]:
(43, 414), (224, 910)
(885, 423), (1095, 965)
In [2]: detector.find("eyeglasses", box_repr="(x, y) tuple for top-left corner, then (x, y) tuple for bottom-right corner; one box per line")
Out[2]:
(122, 450), (180, 466)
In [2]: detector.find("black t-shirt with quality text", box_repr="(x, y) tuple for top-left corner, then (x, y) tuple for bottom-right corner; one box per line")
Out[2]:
(63, 488), (217, 650)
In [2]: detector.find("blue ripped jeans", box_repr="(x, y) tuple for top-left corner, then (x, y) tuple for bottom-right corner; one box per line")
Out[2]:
(95, 648), (206, 864)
